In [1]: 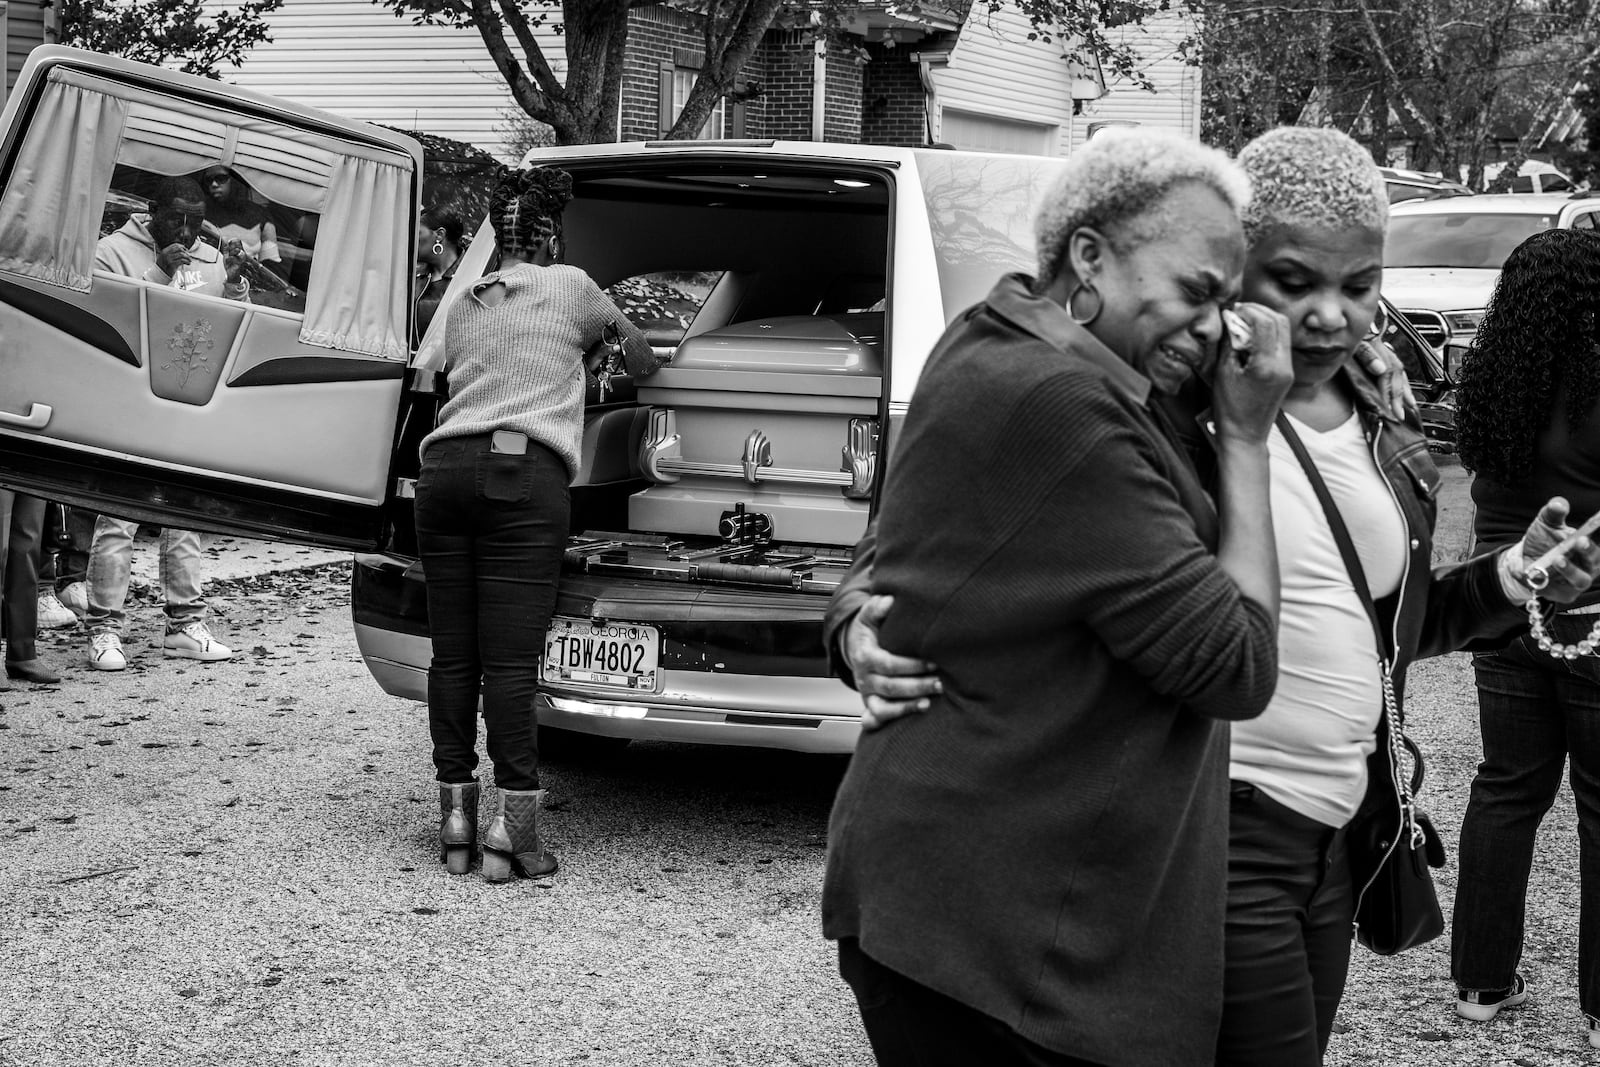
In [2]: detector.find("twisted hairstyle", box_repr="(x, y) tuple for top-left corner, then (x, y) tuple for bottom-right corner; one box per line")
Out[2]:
(1456, 228), (1600, 483)
(489, 165), (574, 259)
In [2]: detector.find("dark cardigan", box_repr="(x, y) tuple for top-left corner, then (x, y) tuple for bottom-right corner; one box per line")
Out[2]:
(821, 276), (1279, 1066)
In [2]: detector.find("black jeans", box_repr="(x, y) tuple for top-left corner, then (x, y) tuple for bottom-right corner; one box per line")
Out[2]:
(1216, 781), (1354, 1067)
(836, 939), (1106, 1067)
(51, 506), (96, 589)
(0, 491), (45, 662)
(414, 434), (569, 791)
(1453, 622), (1600, 1020)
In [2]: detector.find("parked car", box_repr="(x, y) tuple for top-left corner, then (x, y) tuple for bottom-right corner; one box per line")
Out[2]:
(1379, 166), (1472, 205)
(1373, 298), (1456, 453)
(1479, 159), (1576, 195)
(0, 48), (1461, 757)
(1385, 191), (1600, 361)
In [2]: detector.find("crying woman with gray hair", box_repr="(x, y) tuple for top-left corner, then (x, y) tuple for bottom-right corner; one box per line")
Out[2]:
(824, 126), (1600, 1066)
(819, 128), (1297, 1065)
(413, 166), (665, 887)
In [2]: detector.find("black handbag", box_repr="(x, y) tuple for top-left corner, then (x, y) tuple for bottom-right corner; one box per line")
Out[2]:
(1345, 731), (1447, 954)
(1277, 413), (1446, 956)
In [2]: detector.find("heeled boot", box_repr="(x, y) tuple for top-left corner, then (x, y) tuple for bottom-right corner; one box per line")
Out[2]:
(480, 787), (559, 882)
(437, 780), (479, 875)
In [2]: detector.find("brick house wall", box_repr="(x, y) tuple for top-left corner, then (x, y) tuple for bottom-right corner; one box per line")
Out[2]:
(861, 43), (927, 147)
(622, 11), (927, 146)
(822, 41), (864, 142)
(748, 29), (814, 141)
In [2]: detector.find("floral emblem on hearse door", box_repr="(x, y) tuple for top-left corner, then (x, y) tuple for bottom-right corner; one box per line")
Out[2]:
(164, 320), (216, 388)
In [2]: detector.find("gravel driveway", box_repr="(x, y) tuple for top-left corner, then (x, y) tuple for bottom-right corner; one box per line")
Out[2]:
(0, 563), (867, 1067)
(3, 460), (1594, 1066)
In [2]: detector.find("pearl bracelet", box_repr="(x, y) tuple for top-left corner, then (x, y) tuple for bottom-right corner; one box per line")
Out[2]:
(1527, 596), (1600, 659)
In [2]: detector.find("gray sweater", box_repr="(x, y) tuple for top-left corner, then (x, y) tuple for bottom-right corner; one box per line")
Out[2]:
(422, 263), (656, 479)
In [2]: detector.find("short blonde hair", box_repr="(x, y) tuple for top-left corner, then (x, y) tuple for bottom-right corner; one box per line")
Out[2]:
(1033, 128), (1251, 284)
(1237, 127), (1387, 244)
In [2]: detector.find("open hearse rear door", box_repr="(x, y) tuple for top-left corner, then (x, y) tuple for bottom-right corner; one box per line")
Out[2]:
(0, 47), (419, 550)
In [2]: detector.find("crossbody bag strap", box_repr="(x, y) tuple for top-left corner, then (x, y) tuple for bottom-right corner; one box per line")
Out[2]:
(1274, 412), (1385, 654)
(1275, 413), (1424, 827)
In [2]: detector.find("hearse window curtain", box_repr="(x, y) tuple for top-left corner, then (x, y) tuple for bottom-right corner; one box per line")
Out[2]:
(47, 67), (395, 214)
(0, 74), (128, 292)
(298, 153), (409, 361)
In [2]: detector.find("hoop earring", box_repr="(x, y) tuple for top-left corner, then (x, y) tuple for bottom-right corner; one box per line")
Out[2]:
(432, 241), (444, 257)
(1067, 279), (1102, 326)
(1364, 309), (1388, 340)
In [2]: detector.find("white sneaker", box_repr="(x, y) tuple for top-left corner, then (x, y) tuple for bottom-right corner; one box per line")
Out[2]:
(36, 591), (77, 629)
(1456, 973), (1530, 1022)
(88, 632), (126, 671)
(58, 581), (88, 617)
(162, 622), (232, 662)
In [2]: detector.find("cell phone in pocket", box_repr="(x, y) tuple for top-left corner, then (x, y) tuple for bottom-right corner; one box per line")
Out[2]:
(490, 429), (528, 455)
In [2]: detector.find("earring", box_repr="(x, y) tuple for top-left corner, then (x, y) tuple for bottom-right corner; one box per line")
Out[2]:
(1067, 279), (1102, 326)
(432, 241), (444, 257)
(1364, 308), (1388, 340)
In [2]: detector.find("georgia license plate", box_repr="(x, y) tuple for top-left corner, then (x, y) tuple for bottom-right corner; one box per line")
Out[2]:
(541, 617), (660, 691)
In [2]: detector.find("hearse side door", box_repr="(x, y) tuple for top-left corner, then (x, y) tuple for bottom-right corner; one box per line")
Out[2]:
(0, 47), (417, 551)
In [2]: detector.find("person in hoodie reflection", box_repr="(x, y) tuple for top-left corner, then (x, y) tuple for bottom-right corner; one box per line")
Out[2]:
(96, 176), (252, 301)
(81, 175), (240, 674)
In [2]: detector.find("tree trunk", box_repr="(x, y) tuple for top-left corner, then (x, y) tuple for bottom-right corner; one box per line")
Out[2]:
(668, 0), (785, 140)
(558, 0), (632, 144)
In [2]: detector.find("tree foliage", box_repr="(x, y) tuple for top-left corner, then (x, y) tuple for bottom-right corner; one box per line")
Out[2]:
(375, 0), (1191, 145)
(52, 0), (284, 79)
(1195, 0), (1600, 189)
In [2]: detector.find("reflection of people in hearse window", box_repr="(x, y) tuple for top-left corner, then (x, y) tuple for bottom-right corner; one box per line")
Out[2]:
(201, 166), (281, 267)
(95, 176), (251, 301)
(200, 165), (305, 310)
(413, 208), (464, 349)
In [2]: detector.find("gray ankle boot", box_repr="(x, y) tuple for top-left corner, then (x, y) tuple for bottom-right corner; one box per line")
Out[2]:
(480, 787), (559, 882)
(437, 780), (479, 875)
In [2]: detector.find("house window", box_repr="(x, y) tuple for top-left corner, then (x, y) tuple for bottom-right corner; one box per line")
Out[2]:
(660, 63), (724, 139)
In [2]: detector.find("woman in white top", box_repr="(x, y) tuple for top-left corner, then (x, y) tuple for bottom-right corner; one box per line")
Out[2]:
(825, 127), (1600, 1065)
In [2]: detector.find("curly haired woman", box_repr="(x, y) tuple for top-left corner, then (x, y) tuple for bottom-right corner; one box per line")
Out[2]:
(1452, 227), (1600, 1046)
(416, 166), (664, 883)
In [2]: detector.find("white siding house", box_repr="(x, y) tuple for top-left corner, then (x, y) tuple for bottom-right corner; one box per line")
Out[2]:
(208, 0), (541, 161)
(3, 0), (54, 104)
(930, 7), (1199, 156)
(1069, 14), (1199, 148)
(212, 1), (1196, 160)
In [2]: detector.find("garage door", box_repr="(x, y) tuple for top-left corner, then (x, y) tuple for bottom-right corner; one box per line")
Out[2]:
(941, 109), (1056, 156)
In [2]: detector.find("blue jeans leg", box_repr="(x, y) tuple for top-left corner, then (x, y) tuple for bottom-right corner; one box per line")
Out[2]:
(159, 527), (206, 629)
(86, 515), (136, 636)
(1452, 623), (1600, 1016)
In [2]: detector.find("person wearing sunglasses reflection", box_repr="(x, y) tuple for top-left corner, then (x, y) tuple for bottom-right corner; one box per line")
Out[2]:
(95, 175), (250, 302)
